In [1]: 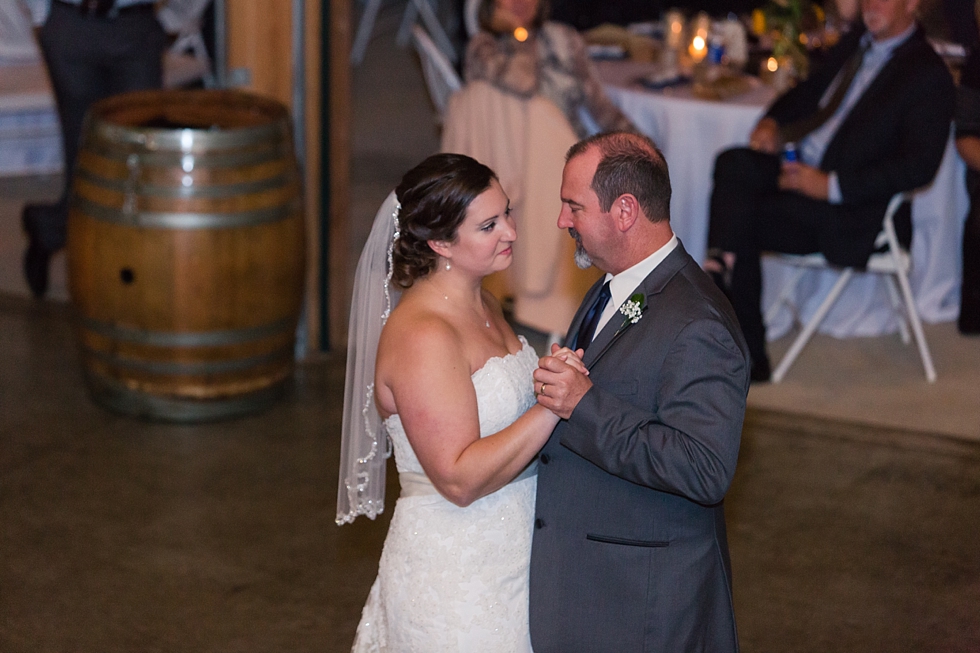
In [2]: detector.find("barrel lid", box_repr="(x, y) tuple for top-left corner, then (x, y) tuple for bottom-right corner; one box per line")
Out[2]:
(85, 89), (294, 152)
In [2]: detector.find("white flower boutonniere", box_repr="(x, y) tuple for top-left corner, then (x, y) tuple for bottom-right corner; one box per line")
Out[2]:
(619, 292), (646, 325)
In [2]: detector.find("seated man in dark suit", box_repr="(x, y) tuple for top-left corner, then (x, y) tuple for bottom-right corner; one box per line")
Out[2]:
(706, 0), (955, 381)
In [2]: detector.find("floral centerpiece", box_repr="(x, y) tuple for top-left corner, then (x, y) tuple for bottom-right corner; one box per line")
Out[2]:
(752, 0), (825, 80)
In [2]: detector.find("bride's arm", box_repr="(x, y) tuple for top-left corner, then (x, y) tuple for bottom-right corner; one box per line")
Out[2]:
(379, 318), (559, 507)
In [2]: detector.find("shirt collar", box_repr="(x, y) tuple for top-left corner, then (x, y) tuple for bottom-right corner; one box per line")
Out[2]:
(861, 23), (916, 57)
(604, 235), (678, 311)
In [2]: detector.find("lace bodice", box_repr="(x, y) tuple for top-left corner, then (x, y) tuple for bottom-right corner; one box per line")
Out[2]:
(384, 336), (539, 475)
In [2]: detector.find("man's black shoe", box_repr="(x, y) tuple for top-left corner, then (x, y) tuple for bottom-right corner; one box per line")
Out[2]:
(23, 239), (51, 299)
(22, 204), (55, 299)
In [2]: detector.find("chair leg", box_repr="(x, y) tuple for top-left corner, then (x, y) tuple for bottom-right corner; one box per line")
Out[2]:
(883, 275), (911, 344)
(351, 0), (384, 65)
(399, 0), (458, 62)
(772, 269), (854, 383)
(396, 0), (417, 46)
(764, 266), (808, 326)
(892, 268), (937, 382)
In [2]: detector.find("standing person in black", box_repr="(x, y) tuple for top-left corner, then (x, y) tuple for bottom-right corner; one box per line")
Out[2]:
(955, 39), (980, 335)
(21, 0), (168, 298)
(705, 0), (955, 381)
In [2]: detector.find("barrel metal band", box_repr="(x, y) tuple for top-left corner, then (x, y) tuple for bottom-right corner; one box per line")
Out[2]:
(82, 344), (295, 375)
(82, 141), (291, 169)
(80, 316), (296, 348)
(93, 121), (290, 151)
(84, 370), (286, 422)
(73, 195), (301, 229)
(75, 167), (297, 200)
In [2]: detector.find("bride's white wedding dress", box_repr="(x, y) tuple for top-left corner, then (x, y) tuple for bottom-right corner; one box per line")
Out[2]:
(352, 337), (538, 653)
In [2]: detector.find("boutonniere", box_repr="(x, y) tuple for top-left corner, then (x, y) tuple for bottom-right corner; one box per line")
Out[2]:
(618, 292), (646, 327)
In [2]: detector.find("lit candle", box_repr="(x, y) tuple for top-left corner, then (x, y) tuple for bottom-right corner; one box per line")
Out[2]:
(514, 26), (528, 42)
(766, 56), (778, 72)
(689, 34), (707, 62)
(666, 10), (684, 48)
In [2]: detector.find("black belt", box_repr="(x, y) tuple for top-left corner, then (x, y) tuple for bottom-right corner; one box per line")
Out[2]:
(54, 0), (155, 19)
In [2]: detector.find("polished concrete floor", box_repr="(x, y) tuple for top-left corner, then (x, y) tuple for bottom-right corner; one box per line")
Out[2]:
(2, 295), (980, 651)
(3, 6), (980, 650)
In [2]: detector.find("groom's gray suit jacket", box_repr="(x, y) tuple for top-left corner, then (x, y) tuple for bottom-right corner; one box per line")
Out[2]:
(529, 241), (749, 653)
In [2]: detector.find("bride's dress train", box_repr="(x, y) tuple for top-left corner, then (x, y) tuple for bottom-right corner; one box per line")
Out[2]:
(352, 337), (538, 653)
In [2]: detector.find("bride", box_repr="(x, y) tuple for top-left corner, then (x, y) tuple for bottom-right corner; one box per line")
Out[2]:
(337, 153), (583, 652)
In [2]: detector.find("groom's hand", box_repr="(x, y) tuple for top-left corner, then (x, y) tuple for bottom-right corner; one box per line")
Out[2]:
(549, 344), (588, 375)
(534, 345), (592, 420)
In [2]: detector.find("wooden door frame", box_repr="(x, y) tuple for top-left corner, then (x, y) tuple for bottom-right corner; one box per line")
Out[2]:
(223, 0), (351, 355)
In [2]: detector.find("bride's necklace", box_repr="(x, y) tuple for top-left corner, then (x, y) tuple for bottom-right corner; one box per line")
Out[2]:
(428, 275), (491, 328)
(440, 293), (491, 328)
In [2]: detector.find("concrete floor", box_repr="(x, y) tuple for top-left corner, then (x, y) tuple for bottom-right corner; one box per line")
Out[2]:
(3, 5), (980, 650)
(2, 295), (980, 651)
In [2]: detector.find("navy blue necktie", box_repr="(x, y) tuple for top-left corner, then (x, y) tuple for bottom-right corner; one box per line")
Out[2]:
(573, 281), (611, 352)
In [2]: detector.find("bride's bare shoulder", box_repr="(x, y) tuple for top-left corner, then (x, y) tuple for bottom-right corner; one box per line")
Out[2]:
(377, 299), (464, 369)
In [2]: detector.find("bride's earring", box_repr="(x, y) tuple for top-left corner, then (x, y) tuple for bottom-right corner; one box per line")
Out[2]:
(445, 260), (451, 271)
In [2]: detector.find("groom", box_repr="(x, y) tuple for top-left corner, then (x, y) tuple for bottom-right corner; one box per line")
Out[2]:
(531, 132), (750, 652)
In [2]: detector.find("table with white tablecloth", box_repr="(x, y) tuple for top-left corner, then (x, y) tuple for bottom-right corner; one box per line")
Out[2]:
(598, 60), (968, 339)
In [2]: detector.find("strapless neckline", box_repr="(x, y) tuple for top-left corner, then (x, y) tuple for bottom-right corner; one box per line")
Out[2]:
(383, 335), (533, 426)
(468, 335), (533, 377)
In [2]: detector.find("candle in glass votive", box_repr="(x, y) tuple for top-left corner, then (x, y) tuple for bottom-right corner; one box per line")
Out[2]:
(666, 9), (684, 48)
(689, 34), (707, 62)
(693, 11), (711, 40)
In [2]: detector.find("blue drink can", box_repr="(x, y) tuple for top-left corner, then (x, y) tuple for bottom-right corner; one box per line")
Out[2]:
(708, 39), (725, 65)
(782, 142), (798, 162)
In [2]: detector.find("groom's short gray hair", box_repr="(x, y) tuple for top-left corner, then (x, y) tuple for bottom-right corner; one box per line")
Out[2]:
(566, 132), (671, 223)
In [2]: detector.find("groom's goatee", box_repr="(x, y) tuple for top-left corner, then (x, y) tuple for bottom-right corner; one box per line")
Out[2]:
(568, 228), (593, 269)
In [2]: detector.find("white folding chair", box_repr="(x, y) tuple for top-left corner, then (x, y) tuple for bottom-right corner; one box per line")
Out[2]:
(765, 191), (937, 383)
(463, 0), (481, 38)
(410, 24), (461, 120)
(351, 0), (457, 66)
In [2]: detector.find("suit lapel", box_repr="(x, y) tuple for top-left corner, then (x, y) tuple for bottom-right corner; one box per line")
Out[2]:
(823, 27), (925, 165)
(584, 242), (690, 368)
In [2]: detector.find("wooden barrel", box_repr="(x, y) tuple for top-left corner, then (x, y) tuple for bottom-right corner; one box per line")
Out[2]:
(67, 89), (305, 422)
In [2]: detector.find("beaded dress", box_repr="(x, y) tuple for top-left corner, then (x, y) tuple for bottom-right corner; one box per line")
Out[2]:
(351, 337), (539, 653)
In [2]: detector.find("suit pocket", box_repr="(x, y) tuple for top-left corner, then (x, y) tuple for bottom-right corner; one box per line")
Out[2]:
(586, 533), (669, 547)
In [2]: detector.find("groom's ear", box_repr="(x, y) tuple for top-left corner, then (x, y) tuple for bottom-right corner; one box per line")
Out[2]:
(612, 194), (640, 232)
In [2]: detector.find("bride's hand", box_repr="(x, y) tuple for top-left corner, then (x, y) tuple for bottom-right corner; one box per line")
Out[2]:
(534, 345), (592, 419)
(548, 343), (588, 375)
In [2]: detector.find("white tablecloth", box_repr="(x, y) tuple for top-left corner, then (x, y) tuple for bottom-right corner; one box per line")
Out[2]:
(599, 60), (967, 337)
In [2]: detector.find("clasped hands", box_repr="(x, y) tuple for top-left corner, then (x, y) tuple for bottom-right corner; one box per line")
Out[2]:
(749, 117), (829, 201)
(533, 344), (592, 420)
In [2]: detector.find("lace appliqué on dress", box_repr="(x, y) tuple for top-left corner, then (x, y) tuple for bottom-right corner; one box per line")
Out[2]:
(352, 338), (538, 653)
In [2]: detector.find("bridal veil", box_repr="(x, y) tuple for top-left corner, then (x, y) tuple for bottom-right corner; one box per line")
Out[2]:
(336, 191), (400, 524)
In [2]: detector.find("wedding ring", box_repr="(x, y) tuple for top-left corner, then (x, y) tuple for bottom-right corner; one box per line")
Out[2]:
(540, 383), (547, 396)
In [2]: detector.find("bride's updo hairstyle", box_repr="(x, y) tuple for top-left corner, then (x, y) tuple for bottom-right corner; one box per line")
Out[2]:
(392, 153), (497, 288)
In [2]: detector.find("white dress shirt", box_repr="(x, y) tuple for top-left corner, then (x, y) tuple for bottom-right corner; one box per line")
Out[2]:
(591, 234), (678, 339)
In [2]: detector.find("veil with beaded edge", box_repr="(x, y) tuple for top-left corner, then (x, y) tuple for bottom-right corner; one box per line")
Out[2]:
(337, 191), (401, 525)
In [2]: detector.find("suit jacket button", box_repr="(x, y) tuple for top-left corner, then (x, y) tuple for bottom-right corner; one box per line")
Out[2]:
(539, 454), (550, 464)
(535, 518), (545, 529)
